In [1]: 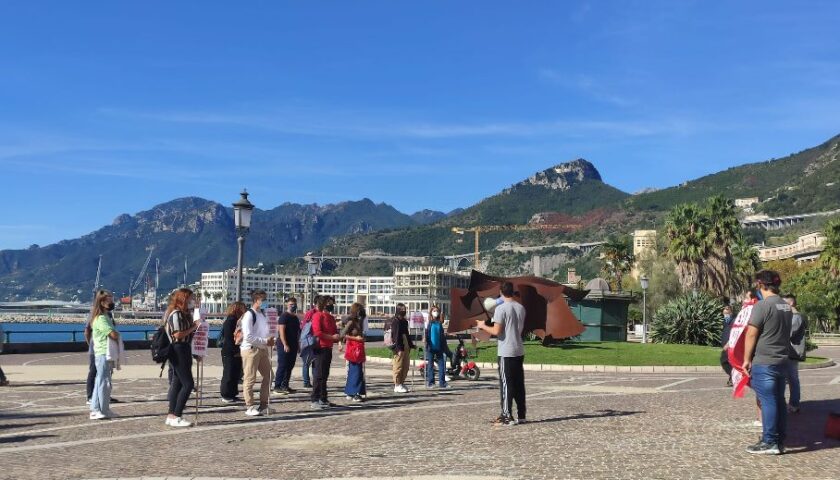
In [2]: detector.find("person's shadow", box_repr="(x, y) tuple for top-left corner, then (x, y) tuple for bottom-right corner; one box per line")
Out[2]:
(778, 399), (840, 454)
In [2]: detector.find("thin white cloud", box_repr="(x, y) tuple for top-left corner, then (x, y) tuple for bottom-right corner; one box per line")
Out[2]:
(538, 68), (636, 107)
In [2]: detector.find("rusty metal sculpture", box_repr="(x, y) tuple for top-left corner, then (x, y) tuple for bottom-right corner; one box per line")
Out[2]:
(448, 270), (588, 341)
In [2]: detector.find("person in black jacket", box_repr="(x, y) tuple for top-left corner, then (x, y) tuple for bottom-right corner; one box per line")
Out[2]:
(390, 303), (414, 393)
(220, 301), (247, 403)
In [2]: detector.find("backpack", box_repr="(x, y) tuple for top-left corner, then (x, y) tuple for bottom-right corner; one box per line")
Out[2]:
(233, 309), (257, 346)
(300, 319), (317, 351)
(429, 322), (443, 353)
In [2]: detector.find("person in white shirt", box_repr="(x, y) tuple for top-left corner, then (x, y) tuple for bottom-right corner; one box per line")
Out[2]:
(240, 289), (275, 416)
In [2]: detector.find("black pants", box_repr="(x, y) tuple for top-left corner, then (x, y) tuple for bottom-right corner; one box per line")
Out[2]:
(86, 351), (96, 400)
(167, 343), (194, 417)
(310, 347), (333, 403)
(498, 355), (526, 420)
(0, 365), (6, 383)
(220, 353), (243, 400)
(275, 346), (299, 389)
(720, 350), (732, 377)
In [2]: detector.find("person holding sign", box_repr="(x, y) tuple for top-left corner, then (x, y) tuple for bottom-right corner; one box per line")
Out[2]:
(274, 297), (301, 395)
(164, 288), (198, 428)
(241, 289), (275, 417)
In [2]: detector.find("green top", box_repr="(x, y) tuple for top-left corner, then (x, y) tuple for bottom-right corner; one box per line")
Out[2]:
(92, 314), (115, 356)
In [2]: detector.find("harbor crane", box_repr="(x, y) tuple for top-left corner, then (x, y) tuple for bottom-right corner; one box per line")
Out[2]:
(451, 222), (581, 266)
(129, 246), (155, 307)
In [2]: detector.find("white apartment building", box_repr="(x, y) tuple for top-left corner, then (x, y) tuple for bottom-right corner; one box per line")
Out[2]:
(199, 269), (395, 316)
(199, 266), (470, 318)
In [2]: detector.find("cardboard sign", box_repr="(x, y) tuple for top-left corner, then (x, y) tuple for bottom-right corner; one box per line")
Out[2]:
(409, 311), (425, 329)
(266, 307), (279, 338)
(727, 304), (754, 398)
(191, 307), (209, 357)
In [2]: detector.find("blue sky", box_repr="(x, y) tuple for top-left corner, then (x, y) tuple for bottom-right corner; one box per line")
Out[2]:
(1, 1), (839, 249)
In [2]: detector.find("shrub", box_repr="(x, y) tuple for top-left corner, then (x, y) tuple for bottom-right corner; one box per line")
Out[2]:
(650, 291), (723, 346)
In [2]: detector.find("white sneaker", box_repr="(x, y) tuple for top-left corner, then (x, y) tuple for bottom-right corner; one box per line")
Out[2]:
(752, 420), (762, 427)
(245, 406), (262, 416)
(165, 417), (173, 426)
(394, 385), (408, 393)
(345, 395), (353, 400)
(169, 417), (192, 428)
(89, 411), (106, 420)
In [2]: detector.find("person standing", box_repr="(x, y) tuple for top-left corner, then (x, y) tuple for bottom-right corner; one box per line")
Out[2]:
(274, 297), (301, 395)
(164, 288), (198, 427)
(783, 294), (807, 414)
(220, 301), (247, 403)
(475, 282), (527, 426)
(0, 322), (7, 386)
(424, 304), (450, 389)
(342, 303), (367, 402)
(390, 303), (414, 393)
(310, 296), (339, 409)
(89, 289), (120, 420)
(743, 270), (792, 455)
(721, 306), (734, 386)
(240, 289), (275, 416)
(300, 295), (321, 389)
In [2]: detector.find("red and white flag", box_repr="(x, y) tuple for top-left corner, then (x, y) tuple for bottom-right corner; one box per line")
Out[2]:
(726, 301), (756, 398)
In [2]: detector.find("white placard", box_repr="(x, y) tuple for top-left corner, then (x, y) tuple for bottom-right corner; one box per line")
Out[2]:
(191, 307), (209, 357)
(266, 307), (279, 338)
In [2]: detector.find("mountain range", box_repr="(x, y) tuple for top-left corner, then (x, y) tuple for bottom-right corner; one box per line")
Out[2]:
(1, 133), (838, 300)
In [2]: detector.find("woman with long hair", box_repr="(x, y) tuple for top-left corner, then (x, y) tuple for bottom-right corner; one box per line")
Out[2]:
(89, 289), (119, 420)
(220, 301), (247, 403)
(424, 304), (450, 389)
(341, 302), (367, 402)
(164, 288), (198, 427)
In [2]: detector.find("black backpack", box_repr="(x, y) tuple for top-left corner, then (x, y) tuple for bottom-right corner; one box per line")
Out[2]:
(151, 325), (171, 363)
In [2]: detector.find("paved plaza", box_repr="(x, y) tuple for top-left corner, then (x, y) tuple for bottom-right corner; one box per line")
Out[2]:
(0, 347), (838, 480)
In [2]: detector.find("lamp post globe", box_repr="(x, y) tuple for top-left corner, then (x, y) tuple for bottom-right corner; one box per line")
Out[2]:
(640, 275), (649, 344)
(232, 190), (255, 303)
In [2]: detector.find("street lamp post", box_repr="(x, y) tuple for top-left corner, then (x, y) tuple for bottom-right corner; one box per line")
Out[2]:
(640, 275), (649, 344)
(232, 190), (254, 303)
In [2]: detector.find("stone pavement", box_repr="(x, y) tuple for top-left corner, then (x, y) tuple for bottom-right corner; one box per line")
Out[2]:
(0, 347), (838, 480)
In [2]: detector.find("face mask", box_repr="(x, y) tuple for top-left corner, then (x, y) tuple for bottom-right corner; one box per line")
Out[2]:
(106, 302), (115, 311)
(397, 309), (406, 317)
(289, 304), (298, 313)
(326, 304), (334, 313)
(724, 315), (731, 322)
(259, 301), (267, 310)
(432, 310), (439, 319)
(754, 289), (763, 301)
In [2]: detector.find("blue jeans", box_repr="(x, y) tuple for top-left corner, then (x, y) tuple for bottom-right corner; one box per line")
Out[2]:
(301, 348), (313, 386)
(90, 354), (112, 414)
(785, 361), (800, 408)
(425, 350), (447, 387)
(752, 363), (788, 446)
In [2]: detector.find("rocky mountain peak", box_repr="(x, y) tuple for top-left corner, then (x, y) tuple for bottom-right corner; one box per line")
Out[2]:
(504, 159), (602, 194)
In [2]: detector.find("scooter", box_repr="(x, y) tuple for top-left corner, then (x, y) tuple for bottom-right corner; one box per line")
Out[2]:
(418, 338), (481, 381)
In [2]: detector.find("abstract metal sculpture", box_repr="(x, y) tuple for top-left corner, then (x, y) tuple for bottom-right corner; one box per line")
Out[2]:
(448, 270), (588, 341)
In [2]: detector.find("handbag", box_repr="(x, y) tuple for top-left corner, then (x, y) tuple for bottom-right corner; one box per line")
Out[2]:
(344, 338), (366, 364)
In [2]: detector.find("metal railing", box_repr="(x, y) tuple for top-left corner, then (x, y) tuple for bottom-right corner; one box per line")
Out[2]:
(4, 329), (158, 343)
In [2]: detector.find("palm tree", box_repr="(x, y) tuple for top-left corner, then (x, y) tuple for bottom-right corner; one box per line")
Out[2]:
(665, 203), (709, 291)
(600, 236), (634, 291)
(821, 219), (840, 280)
(704, 196), (741, 296)
(731, 234), (761, 295)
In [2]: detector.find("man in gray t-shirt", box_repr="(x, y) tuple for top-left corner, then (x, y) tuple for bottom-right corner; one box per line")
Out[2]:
(475, 281), (527, 426)
(743, 270), (793, 455)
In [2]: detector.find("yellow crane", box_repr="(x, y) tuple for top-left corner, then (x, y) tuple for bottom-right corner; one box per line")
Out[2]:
(451, 222), (581, 266)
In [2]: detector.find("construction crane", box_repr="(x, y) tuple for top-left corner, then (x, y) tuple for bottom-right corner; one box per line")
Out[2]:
(129, 247), (155, 307)
(451, 223), (581, 266)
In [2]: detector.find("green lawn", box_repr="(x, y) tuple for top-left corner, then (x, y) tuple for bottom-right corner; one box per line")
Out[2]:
(367, 341), (830, 367)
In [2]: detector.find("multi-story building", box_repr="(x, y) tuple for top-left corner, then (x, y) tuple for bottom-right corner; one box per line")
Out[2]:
(757, 232), (826, 264)
(200, 265), (472, 319)
(199, 269), (394, 316)
(391, 265), (471, 318)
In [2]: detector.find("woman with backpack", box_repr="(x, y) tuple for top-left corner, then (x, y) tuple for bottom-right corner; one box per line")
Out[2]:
(341, 303), (367, 402)
(164, 288), (198, 428)
(220, 301), (247, 403)
(424, 304), (450, 389)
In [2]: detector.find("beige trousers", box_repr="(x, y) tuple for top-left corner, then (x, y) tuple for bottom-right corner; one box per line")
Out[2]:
(391, 336), (410, 385)
(242, 347), (271, 408)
